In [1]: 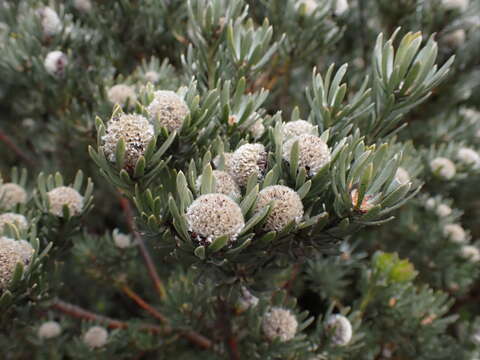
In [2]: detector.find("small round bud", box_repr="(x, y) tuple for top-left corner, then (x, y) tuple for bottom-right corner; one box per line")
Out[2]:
(230, 144), (268, 187)
(249, 119), (265, 139)
(255, 185), (304, 231)
(334, 0), (349, 15)
(0, 183), (27, 209)
(430, 157), (456, 179)
(112, 229), (132, 248)
(443, 29), (466, 47)
(38, 321), (62, 339)
(0, 213), (28, 232)
(394, 167), (410, 185)
(73, 0), (92, 13)
(47, 186), (84, 217)
(443, 223), (467, 243)
(283, 134), (330, 176)
(457, 147), (480, 167)
(146, 90), (189, 132)
(282, 120), (316, 139)
(325, 314), (353, 346)
(441, 0), (469, 11)
(144, 71), (160, 83)
(37, 7), (62, 37)
(436, 204), (452, 217)
(0, 237), (34, 289)
(196, 170), (241, 199)
(83, 326), (108, 349)
(101, 114), (154, 169)
(460, 245), (480, 262)
(262, 307), (298, 342)
(44, 51), (68, 78)
(107, 84), (137, 107)
(425, 197), (436, 209)
(185, 194), (245, 244)
(236, 286), (259, 313)
(213, 153), (234, 173)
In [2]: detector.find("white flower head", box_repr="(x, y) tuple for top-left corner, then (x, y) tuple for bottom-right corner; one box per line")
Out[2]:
(112, 229), (132, 248)
(73, 0), (92, 13)
(262, 307), (298, 342)
(0, 237), (34, 289)
(47, 186), (84, 217)
(443, 223), (467, 243)
(425, 197), (436, 210)
(457, 147), (480, 167)
(144, 71), (160, 83)
(185, 194), (245, 245)
(460, 245), (480, 262)
(83, 326), (108, 348)
(325, 314), (353, 346)
(107, 84), (137, 107)
(442, 0), (469, 11)
(283, 134), (331, 176)
(213, 152), (234, 173)
(37, 7), (62, 36)
(146, 90), (189, 132)
(0, 183), (27, 209)
(38, 321), (62, 339)
(196, 170), (241, 199)
(254, 185), (304, 231)
(436, 204), (452, 217)
(249, 118), (265, 139)
(44, 51), (68, 78)
(282, 120), (316, 140)
(430, 157), (456, 179)
(230, 143), (268, 186)
(0, 213), (28, 233)
(334, 0), (349, 15)
(101, 114), (154, 169)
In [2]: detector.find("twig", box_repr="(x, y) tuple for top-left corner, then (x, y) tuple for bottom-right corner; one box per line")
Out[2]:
(0, 128), (34, 166)
(121, 285), (168, 324)
(119, 196), (167, 300)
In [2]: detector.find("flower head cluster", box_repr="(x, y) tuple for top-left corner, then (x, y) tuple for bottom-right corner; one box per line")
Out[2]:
(0, 213), (28, 232)
(213, 152), (234, 173)
(112, 229), (132, 248)
(436, 203), (452, 217)
(185, 194), (245, 244)
(325, 314), (353, 346)
(460, 245), (480, 262)
(144, 71), (160, 83)
(249, 119), (265, 139)
(44, 51), (68, 78)
(107, 84), (137, 107)
(282, 120), (316, 139)
(230, 144), (268, 186)
(38, 321), (62, 339)
(37, 7), (61, 37)
(73, 0), (92, 13)
(0, 183), (27, 209)
(83, 326), (108, 348)
(0, 237), (34, 289)
(102, 114), (154, 169)
(283, 134), (330, 176)
(443, 223), (467, 243)
(457, 147), (480, 167)
(146, 90), (189, 132)
(47, 186), (84, 217)
(334, 0), (349, 15)
(430, 157), (456, 179)
(196, 170), (241, 199)
(262, 307), (298, 342)
(255, 185), (304, 231)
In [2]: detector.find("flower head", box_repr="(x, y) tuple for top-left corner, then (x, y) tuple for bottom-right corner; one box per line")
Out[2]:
(283, 134), (330, 176)
(230, 144), (268, 186)
(334, 0), (349, 15)
(83, 326), (108, 349)
(44, 51), (68, 78)
(146, 90), (189, 132)
(0, 237), (34, 289)
(262, 307), (298, 342)
(37, 7), (61, 36)
(102, 114), (154, 170)
(112, 229), (132, 248)
(38, 321), (62, 339)
(443, 223), (467, 243)
(0, 183), (27, 209)
(325, 314), (353, 346)
(254, 185), (304, 231)
(73, 0), (92, 13)
(47, 186), (84, 217)
(436, 204), (452, 217)
(107, 84), (137, 107)
(0, 213), (28, 232)
(196, 170), (241, 199)
(144, 71), (160, 83)
(213, 152), (234, 173)
(430, 157), (456, 179)
(249, 119), (265, 139)
(457, 147), (480, 167)
(460, 245), (480, 262)
(185, 194), (245, 245)
(282, 120), (316, 139)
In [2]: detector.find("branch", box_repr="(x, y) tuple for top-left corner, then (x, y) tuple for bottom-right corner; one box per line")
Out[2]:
(121, 285), (168, 324)
(0, 128), (34, 166)
(119, 196), (167, 300)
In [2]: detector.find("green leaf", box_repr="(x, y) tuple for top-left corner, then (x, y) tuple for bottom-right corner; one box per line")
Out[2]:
(208, 235), (229, 253)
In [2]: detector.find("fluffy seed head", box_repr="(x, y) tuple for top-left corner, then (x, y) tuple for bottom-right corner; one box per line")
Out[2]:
(325, 314), (353, 346)
(112, 229), (132, 248)
(436, 204), (452, 217)
(0, 237), (34, 289)
(196, 170), (241, 199)
(144, 71), (160, 83)
(460, 245), (480, 262)
(249, 119), (265, 139)
(107, 84), (137, 107)
(334, 0), (349, 15)
(457, 147), (480, 167)
(0, 183), (27, 209)
(430, 157), (456, 179)
(102, 114), (154, 169)
(37, 7), (61, 36)
(47, 186), (84, 217)
(230, 144), (268, 186)
(442, 0), (469, 11)
(254, 185), (304, 231)
(38, 321), (62, 339)
(262, 307), (298, 342)
(0, 213), (28, 233)
(213, 152), (234, 173)
(44, 51), (67, 77)
(185, 194), (245, 244)
(146, 90), (189, 132)
(83, 326), (108, 349)
(73, 0), (92, 13)
(283, 134), (330, 176)
(282, 120), (316, 139)
(395, 167), (410, 185)
(443, 223), (467, 243)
